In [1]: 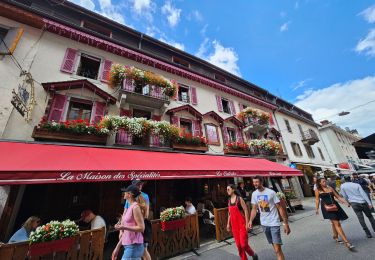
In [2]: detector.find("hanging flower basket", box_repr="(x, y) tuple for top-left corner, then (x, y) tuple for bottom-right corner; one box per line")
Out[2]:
(161, 218), (186, 231)
(29, 237), (75, 257)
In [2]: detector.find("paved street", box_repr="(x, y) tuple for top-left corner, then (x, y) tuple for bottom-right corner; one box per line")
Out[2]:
(172, 198), (375, 260)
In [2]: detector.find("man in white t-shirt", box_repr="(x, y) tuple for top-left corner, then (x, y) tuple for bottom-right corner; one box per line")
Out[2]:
(249, 176), (290, 260)
(81, 209), (106, 236)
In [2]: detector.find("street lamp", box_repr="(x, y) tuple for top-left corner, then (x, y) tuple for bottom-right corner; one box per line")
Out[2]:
(338, 111), (350, 116)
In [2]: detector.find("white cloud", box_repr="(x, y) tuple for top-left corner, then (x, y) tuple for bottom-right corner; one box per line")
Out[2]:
(97, 0), (125, 24)
(292, 78), (312, 90)
(280, 21), (291, 32)
(161, 1), (181, 27)
(360, 4), (375, 23)
(295, 76), (375, 136)
(198, 40), (241, 76)
(133, 0), (152, 14)
(159, 37), (185, 50)
(71, 0), (95, 10)
(188, 10), (203, 21)
(355, 28), (375, 57)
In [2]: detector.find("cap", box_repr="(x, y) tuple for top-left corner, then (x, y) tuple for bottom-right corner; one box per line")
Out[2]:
(121, 184), (141, 197)
(132, 179), (144, 186)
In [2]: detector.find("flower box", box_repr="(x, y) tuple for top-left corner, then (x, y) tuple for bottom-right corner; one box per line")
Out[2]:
(172, 143), (208, 152)
(29, 237), (75, 257)
(32, 127), (107, 145)
(161, 218), (186, 231)
(224, 148), (250, 155)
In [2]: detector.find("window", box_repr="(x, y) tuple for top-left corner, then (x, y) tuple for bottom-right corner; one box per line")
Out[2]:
(0, 27), (8, 41)
(82, 20), (112, 37)
(178, 85), (190, 103)
(66, 98), (93, 121)
(227, 128), (236, 143)
(304, 144), (315, 159)
(214, 74), (226, 82)
(0, 26), (24, 55)
(221, 99), (231, 114)
(180, 119), (192, 134)
(285, 119), (292, 133)
(205, 124), (220, 145)
(77, 53), (101, 80)
(133, 109), (151, 120)
(335, 132), (342, 142)
(318, 148), (325, 161)
(172, 56), (190, 68)
(297, 124), (304, 136)
(291, 142), (303, 157)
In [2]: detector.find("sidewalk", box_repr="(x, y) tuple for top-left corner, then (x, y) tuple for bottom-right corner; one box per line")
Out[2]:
(169, 198), (316, 260)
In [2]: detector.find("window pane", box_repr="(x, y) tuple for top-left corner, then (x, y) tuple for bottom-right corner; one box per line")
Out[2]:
(180, 120), (192, 134)
(227, 129), (236, 143)
(178, 86), (190, 103)
(67, 101), (92, 121)
(206, 124), (219, 144)
(222, 99), (230, 114)
(77, 54), (101, 80)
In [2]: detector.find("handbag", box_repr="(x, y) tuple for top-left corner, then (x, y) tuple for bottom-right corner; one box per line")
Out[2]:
(323, 193), (338, 212)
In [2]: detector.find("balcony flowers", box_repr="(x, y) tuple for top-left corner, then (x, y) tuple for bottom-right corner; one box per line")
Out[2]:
(225, 142), (249, 151)
(248, 139), (283, 156)
(160, 206), (186, 222)
(176, 131), (207, 146)
(29, 220), (79, 244)
(237, 107), (270, 126)
(109, 65), (177, 98)
(38, 118), (109, 136)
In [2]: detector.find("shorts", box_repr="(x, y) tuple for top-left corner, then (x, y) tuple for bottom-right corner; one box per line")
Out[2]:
(122, 243), (144, 260)
(262, 226), (282, 245)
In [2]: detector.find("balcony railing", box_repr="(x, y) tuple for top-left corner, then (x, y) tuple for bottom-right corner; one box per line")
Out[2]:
(301, 129), (319, 145)
(115, 129), (170, 148)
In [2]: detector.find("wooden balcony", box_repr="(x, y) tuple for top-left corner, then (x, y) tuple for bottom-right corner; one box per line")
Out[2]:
(301, 129), (320, 145)
(32, 127), (107, 145)
(172, 143), (208, 152)
(120, 78), (170, 109)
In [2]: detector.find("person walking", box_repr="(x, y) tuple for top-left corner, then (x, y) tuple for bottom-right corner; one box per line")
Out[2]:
(113, 184), (145, 260)
(8, 216), (41, 243)
(249, 176), (290, 260)
(341, 175), (375, 238)
(315, 177), (354, 250)
(226, 184), (258, 260)
(352, 173), (374, 213)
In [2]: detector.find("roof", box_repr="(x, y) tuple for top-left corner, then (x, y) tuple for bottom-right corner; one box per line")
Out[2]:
(0, 141), (301, 184)
(166, 105), (203, 118)
(42, 79), (117, 104)
(203, 111), (224, 124)
(353, 133), (375, 159)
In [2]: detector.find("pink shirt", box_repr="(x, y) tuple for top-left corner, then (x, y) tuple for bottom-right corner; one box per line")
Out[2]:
(121, 202), (144, 245)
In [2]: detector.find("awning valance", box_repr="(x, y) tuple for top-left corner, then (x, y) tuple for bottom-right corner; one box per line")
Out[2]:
(0, 141), (301, 184)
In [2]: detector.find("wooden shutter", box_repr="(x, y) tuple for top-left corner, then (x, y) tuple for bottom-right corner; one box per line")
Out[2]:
(222, 126), (229, 144)
(236, 128), (244, 143)
(239, 103), (245, 111)
(91, 102), (106, 124)
(269, 112), (275, 125)
(229, 100), (236, 115)
(0, 27), (24, 55)
(116, 129), (132, 145)
(216, 95), (223, 112)
(60, 48), (78, 74)
(48, 94), (68, 122)
(174, 84), (179, 100)
(191, 87), (198, 105)
(99, 59), (112, 83)
(123, 77), (135, 91)
(150, 134), (160, 147)
(192, 120), (201, 136)
(152, 115), (162, 121)
(171, 116), (180, 127)
(120, 109), (132, 117)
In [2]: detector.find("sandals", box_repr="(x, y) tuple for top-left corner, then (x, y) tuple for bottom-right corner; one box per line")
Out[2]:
(333, 236), (343, 244)
(344, 241), (355, 250)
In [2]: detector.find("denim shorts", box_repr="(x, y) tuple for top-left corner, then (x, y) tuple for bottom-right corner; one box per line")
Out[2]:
(262, 226), (283, 245)
(122, 243), (144, 260)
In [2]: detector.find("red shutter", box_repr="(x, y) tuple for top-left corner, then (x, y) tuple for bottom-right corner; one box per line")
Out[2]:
(269, 112), (275, 125)
(60, 48), (78, 74)
(171, 116), (180, 127)
(99, 59), (112, 83)
(192, 120), (201, 136)
(120, 109), (132, 117)
(216, 95), (223, 112)
(239, 103), (244, 111)
(236, 128), (244, 143)
(91, 102), (106, 124)
(116, 129), (132, 145)
(150, 134), (160, 147)
(48, 94), (67, 122)
(152, 115), (162, 121)
(174, 85), (179, 100)
(123, 78), (135, 91)
(191, 87), (198, 105)
(229, 100), (236, 115)
(222, 127), (229, 144)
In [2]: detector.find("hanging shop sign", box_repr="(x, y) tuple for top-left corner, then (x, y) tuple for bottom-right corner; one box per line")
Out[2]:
(10, 72), (36, 121)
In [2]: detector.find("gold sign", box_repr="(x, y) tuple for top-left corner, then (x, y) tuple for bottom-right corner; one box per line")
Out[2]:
(10, 72), (36, 121)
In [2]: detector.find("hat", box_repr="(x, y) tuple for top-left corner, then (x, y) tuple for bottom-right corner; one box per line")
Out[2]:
(121, 184), (141, 197)
(132, 179), (144, 186)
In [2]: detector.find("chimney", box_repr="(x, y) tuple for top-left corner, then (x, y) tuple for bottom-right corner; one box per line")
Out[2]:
(320, 120), (329, 125)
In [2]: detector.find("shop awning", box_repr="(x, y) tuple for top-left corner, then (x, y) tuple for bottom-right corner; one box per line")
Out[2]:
(0, 141), (301, 184)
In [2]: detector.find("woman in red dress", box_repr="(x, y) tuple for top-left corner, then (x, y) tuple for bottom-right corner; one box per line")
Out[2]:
(227, 184), (258, 260)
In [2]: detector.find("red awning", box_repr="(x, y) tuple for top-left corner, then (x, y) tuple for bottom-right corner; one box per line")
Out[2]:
(0, 141), (301, 184)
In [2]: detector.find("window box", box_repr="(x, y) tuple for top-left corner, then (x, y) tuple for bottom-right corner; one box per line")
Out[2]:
(161, 218), (186, 231)
(29, 237), (76, 257)
(172, 143), (208, 152)
(224, 147), (250, 155)
(32, 127), (107, 145)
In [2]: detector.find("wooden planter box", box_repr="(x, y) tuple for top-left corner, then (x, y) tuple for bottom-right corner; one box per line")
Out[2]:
(161, 218), (186, 231)
(172, 143), (208, 152)
(224, 148), (250, 155)
(29, 237), (75, 257)
(289, 199), (302, 207)
(32, 127), (107, 145)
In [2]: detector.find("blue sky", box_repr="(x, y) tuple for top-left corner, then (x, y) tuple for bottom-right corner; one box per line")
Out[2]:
(72, 0), (375, 136)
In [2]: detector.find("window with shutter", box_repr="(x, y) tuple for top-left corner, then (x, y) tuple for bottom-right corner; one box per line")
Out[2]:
(192, 120), (201, 136)
(229, 100), (236, 115)
(0, 27), (24, 55)
(221, 99), (231, 114)
(222, 127), (230, 144)
(178, 85), (190, 103)
(205, 124), (220, 145)
(60, 48), (78, 74)
(48, 94), (68, 122)
(77, 53), (101, 80)
(191, 87), (198, 105)
(180, 119), (192, 134)
(269, 112), (275, 125)
(91, 102), (106, 124)
(67, 98), (93, 121)
(235, 128), (244, 143)
(216, 95), (223, 112)
(171, 116), (180, 127)
(99, 59), (112, 82)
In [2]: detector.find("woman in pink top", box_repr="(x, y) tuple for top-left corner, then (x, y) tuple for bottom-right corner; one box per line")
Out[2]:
(114, 184), (145, 260)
